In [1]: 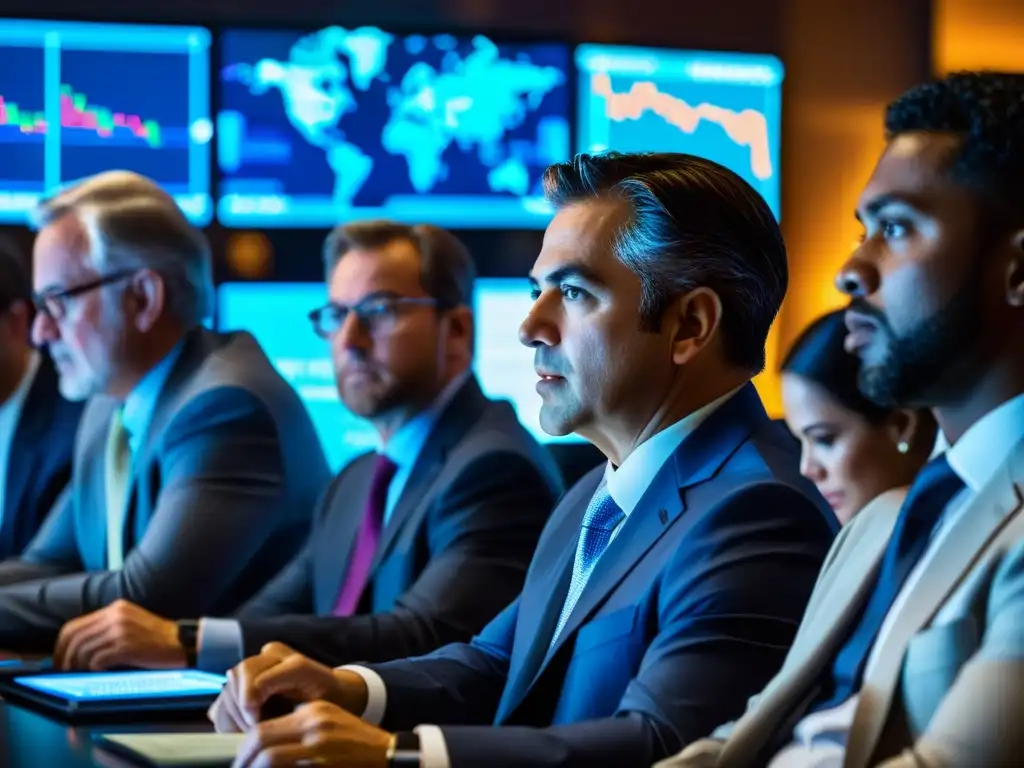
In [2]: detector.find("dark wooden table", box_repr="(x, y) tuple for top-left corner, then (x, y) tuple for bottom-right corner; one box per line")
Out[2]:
(0, 696), (213, 768)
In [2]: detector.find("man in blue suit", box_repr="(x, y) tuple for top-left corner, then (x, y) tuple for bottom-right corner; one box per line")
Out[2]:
(210, 152), (839, 768)
(0, 242), (83, 558)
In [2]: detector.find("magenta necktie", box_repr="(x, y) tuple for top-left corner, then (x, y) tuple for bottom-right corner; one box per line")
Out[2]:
(333, 454), (398, 616)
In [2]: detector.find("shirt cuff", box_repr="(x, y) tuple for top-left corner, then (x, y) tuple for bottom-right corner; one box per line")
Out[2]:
(414, 725), (451, 768)
(197, 618), (245, 673)
(338, 664), (386, 726)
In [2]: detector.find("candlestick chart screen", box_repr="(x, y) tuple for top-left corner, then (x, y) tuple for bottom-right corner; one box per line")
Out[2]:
(0, 19), (211, 224)
(576, 45), (783, 218)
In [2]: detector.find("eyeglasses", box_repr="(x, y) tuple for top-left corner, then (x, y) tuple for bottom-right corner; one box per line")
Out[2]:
(32, 270), (136, 322)
(308, 295), (438, 339)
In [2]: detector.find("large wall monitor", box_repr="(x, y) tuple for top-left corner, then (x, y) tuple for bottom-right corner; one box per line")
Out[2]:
(575, 45), (783, 217)
(216, 27), (571, 229)
(0, 18), (212, 224)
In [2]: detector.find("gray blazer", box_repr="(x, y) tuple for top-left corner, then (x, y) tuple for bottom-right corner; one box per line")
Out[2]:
(658, 438), (1024, 768)
(0, 329), (330, 651)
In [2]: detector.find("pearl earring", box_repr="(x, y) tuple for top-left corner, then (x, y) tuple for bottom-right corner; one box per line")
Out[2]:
(897, 440), (910, 455)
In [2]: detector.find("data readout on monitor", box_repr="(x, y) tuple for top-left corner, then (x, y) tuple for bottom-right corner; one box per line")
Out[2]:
(0, 18), (212, 224)
(216, 27), (570, 228)
(15, 670), (226, 701)
(576, 45), (783, 217)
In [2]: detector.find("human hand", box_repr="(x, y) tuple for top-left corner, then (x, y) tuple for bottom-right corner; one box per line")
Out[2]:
(53, 600), (186, 670)
(209, 642), (368, 733)
(231, 701), (392, 768)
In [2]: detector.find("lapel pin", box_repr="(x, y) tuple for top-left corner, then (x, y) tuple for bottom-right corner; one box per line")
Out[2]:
(658, 509), (668, 525)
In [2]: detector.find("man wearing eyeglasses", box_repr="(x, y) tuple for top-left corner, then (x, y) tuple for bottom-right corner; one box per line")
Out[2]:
(0, 170), (330, 653)
(0, 240), (83, 560)
(50, 219), (563, 675)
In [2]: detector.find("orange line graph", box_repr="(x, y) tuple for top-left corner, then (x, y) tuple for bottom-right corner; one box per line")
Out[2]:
(591, 72), (773, 180)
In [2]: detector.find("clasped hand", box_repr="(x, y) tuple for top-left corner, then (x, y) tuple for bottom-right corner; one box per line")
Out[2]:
(210, 643), (393, 768)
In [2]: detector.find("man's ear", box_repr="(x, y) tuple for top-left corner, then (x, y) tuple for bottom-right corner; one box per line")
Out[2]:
(130, 269), (166, 333)
(668, 287), (723, 366)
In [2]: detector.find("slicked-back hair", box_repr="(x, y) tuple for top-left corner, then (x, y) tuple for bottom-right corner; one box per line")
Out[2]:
(885, 71), (1024, 231)
(31, 171), (213, 326)
(542, 151), (787, 373)
(322, 220), (476, 309)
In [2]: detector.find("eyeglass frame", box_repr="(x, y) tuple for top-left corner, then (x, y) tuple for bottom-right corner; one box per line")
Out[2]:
(307, 293), (445, 340)
(31, 269), (137, 322)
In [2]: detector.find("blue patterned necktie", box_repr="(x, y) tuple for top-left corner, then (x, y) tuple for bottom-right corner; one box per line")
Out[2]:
(551, 480), (625, 646)
(811, 454), (966, 712)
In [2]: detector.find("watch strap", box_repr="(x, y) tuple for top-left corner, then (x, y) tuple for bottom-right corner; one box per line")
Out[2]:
(386, 731), (421, 767)
(176, 619), (199, 667)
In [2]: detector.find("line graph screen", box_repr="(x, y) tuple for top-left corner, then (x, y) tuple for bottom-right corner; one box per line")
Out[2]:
(216, 28), (570, 229)
(576, 45), (783, 218)
(0, 18), (211, 225)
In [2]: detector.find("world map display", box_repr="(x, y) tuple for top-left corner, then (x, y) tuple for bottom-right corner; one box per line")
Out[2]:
(217, 27), (570, 228)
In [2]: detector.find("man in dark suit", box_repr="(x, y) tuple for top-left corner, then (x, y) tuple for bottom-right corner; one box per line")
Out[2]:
(209, 152), (839, 768)
(0, 171), (329, 651)
(0, 242), (83, 558)
(51, 220), (563, 673)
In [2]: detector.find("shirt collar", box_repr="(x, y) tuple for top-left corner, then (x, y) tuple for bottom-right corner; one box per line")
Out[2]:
(121, 341), (186, 452)
(603, 384), (744, 516)
(381, 370), (471, 469)
(0, 349), (40, 418)
(945, 391), (1024, 493)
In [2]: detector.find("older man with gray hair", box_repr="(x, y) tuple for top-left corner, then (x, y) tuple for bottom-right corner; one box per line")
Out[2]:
(0, 170), (329, 654)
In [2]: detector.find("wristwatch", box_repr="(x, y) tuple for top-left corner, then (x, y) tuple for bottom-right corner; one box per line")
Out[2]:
(176, 619), (200, 667)
(386, 731), (421, 767)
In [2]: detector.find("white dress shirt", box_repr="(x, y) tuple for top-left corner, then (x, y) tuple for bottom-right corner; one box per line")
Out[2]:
(197, 371), (471, 671)
(0, 350), (41, 528)
(767, 391), (1024, 767)
(345, 385), (744, 768)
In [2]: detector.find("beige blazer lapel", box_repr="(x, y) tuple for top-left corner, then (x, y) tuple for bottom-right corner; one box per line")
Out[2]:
(845, 443), (1024, 768)
(719, 490), (905, 767)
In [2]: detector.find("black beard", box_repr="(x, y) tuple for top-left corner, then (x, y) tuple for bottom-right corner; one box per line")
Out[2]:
(856, 277), (982, 408)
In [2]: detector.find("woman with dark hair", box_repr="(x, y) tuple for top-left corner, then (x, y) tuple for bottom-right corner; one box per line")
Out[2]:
(781, 309), (937, 524)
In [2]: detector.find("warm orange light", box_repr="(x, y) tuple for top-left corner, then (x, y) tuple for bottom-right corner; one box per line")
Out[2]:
(934, 0), (1024, 74)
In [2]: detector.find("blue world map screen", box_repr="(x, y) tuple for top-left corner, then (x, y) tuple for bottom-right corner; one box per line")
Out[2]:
(576, 45), (783, 218)
(217, 27), (571, 228)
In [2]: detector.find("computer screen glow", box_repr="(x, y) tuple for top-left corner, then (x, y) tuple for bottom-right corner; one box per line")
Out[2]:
(217, 27), (570, 228)
(576, 45), (783, 217)
(0, 18), (212, 224)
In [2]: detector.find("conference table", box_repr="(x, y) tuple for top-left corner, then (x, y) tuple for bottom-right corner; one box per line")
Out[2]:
(0, 695), (214, 767)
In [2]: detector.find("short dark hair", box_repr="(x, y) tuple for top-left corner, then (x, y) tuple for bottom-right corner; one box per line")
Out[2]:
(782, 309), (889, 423)
(885, 71), (1024, 229)
(322, 220), (476, 308)
(0, 237), (30, 315)
(542, 152), (787, 372)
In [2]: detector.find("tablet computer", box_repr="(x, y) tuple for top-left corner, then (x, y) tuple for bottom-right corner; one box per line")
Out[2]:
(0, 669), (226, 718)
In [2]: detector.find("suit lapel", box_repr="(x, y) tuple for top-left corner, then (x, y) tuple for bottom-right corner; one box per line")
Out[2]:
(495, 472), (602, 723)
(845, 443), (1024, 768)
(367, 377), (489, 576)
(509, 384), (767, 716)
(719, 492), (904, 767)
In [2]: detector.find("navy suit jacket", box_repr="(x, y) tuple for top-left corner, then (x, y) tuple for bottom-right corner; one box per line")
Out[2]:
(0, 329), (329, 650)
(366, 384), (839, 767)
(0, 354), (84, 559)
(232, 376), (564, 667)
